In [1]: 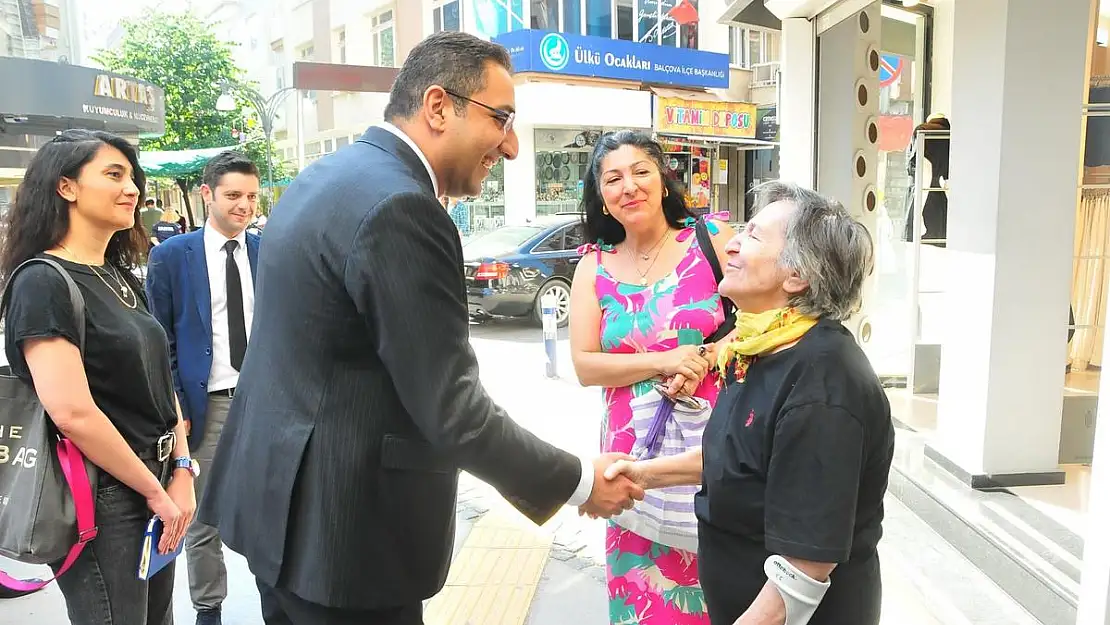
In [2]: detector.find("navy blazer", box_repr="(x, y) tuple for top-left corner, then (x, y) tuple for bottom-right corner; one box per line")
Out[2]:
(145, 228), (260, 448)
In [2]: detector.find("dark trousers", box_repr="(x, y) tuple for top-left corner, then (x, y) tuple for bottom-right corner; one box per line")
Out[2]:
(53, 459), (173, 625)
(256, 579), (423, 625)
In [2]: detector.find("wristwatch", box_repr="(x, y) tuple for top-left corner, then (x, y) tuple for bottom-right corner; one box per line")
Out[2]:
(172, 456), (200, 478)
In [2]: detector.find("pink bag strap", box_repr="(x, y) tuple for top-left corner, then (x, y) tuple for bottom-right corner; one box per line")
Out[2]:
(0, 439), (97, 592)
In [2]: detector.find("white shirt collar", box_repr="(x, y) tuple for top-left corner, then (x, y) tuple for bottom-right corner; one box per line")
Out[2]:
(204, 222), (247, 255)
(375, 122), (440, 198)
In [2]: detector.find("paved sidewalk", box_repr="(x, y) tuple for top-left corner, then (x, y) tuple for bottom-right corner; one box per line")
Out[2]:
(0, 321), (1008, 624)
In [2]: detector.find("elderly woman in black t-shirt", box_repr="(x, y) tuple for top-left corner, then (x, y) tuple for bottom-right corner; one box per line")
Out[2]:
(1, 130), (194, 625)
(604, 181), (895, 625)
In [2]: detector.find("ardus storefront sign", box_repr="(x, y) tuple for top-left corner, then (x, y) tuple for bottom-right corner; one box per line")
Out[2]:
(0, 57), (165, 137)
(495, 29), (729, 90)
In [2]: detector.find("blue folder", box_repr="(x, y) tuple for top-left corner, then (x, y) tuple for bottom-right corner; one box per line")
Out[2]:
(137, 515), (183, 581)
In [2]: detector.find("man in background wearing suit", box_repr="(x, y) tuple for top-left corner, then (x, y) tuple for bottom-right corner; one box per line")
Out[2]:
(198, 32), (643, 625)
(146, 151), (262, 625)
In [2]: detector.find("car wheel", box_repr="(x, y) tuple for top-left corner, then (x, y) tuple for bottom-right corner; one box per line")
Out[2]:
(533, 280), (572, 328)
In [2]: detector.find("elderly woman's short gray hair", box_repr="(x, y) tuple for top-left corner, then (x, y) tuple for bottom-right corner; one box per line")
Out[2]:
(753, 181), (874, 321)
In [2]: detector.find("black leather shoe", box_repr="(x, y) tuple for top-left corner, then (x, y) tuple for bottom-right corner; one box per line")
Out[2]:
(196, 608), (222, 625)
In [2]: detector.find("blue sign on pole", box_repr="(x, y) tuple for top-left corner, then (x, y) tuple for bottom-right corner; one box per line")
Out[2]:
(494, 29), (730, 90)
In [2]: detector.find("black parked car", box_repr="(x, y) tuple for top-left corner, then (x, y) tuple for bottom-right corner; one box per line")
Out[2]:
(464, 214), (585, 327)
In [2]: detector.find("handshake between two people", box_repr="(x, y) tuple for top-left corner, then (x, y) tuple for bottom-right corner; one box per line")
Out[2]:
(576, 453), (647, 519)
(577, 449), (703, 520)
(575, 452), (664, 519)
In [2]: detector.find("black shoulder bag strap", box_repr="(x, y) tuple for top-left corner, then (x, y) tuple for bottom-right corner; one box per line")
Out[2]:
(694, 218), (736, 343)
(1, 258), (87, 356)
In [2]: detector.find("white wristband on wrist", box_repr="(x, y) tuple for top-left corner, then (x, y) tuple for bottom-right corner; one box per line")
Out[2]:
(763, 555), (831, 625)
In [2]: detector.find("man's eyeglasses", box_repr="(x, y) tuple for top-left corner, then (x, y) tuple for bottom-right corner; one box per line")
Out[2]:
(442, 88), (515, 135)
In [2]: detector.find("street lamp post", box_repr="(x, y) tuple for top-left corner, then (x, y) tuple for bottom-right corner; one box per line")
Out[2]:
(216, 81), (297, 207)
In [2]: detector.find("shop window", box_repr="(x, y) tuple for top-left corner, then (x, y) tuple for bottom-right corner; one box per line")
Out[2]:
(658, 140), (713, 211)
(471, 159), (505, 235)
(471, 0), (525, 38)
(372, 9), (395, 67)
(534, 128), (607, 216)
(433, 0), (461, 33)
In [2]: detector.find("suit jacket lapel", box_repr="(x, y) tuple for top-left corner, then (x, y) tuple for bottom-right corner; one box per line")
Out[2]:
(185, 233), (213, 338)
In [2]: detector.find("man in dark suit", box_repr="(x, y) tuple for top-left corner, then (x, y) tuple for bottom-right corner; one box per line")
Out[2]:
(198, 32), (643, 625)
(146, 151), (262, 625)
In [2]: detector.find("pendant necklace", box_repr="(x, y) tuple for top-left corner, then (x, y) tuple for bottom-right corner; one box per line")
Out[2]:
(59, 244), (137, 309)
(632, 228), (670, 261)
(626, 235), (669, 286)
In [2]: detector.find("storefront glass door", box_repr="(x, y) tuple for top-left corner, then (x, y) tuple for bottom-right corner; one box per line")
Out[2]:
(868, 2), (931, 383)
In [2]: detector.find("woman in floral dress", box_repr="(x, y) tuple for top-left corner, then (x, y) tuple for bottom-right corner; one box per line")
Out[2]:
(569, 130), (734, 625)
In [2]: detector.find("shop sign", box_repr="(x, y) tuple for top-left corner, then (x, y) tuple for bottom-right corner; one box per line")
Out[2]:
(495, 29), (728, 90)
(756, 105), (779, 143)
(654, 96), (756, 139)
(0, 58), (165, 136)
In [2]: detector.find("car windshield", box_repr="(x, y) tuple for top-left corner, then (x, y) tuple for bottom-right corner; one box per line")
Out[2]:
(463, 226), (545, 257)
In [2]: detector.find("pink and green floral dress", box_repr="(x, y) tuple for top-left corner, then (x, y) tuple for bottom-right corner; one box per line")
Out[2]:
(581, 218), (726, 625)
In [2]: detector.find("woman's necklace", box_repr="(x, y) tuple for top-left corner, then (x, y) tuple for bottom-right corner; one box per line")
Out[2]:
(630, 228), (670, 261)
(624, 233), (670, 286)
(59, 244), (138, 309)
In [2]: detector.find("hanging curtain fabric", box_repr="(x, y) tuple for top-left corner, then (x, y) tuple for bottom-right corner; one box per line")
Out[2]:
(1070, 189), (1110, 371)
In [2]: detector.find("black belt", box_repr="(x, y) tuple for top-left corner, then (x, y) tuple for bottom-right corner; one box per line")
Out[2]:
(209, 387), (235, 398)
(135, 432), (176, 462)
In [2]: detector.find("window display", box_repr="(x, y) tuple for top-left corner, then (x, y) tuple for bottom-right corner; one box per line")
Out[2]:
(659, 141), (713, 210)
(470, 159), (505, 234)
(534, 127), (610, 215)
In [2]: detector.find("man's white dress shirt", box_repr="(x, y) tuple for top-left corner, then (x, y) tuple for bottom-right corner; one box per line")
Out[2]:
(204, 224), (254, 393)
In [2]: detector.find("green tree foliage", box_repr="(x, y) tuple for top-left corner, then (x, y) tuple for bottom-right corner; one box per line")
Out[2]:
(93, 10), (240, 153)
(93, 10), (285, 221)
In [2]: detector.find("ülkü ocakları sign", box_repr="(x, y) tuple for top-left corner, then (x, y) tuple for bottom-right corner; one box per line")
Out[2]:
(494, 30), (729, 90)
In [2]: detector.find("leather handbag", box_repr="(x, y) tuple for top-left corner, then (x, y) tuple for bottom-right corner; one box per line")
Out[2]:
(0, 258), (97, 594)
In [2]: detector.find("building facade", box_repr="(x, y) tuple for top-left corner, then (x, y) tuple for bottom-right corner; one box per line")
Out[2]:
(2, 0), (80, 62)
(1, 0), (163, 215)
(718, 1), (1110, 623)
(212, 0), (784, 233)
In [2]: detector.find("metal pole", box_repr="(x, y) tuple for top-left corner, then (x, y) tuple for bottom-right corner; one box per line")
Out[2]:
(265, 128), (276, 210)
(296, 90), (305, 172)
(541, 290), (558, 378)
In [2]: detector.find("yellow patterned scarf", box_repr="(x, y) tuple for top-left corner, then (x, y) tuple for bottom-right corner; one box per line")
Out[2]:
(716, 307), (818, 384)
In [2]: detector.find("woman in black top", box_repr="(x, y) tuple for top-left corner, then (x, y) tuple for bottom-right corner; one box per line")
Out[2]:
(1, 129), (195, 625)
(602, 181), (895, 625)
